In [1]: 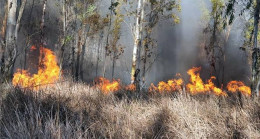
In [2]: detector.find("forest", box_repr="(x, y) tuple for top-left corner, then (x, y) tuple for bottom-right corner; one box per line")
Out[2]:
(0, 0), (260, 138)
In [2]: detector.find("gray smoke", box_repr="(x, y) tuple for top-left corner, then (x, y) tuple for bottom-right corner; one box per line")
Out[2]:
(6, 0), (251, 87)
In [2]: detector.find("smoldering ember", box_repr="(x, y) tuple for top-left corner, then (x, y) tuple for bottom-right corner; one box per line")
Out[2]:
(0, 0), (260, 138)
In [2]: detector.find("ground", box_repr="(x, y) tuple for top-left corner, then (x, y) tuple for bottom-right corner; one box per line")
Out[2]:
(0, 81), (260, 138)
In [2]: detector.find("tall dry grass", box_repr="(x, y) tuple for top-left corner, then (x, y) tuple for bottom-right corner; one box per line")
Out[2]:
(0, 81), (260, 138)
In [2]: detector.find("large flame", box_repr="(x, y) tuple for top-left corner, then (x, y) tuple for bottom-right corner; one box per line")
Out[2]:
(227, 81), (251, 96)
(96, 77), (120, 94)
(186, 67), (227, 96)
(12, 46), (60, 90)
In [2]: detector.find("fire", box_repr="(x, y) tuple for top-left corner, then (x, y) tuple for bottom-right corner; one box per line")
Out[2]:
(12, 46), (60, 90)
(30, 45), (37, 51)
(96, 77), (120, 94)
(186, 67), (227, 96)
(227, 81), (251, 96)
(126, 84), (136, 91)
(96, 67), (250, 97)
(149, 78), (183, 93)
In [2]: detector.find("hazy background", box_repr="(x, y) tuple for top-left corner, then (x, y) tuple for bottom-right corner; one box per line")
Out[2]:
(0, 0), (250, 87)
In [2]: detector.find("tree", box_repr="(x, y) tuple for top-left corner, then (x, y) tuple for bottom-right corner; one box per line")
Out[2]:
(131, 0), (145, 86)
(252, 0), (260, 96)
(0, 1), (9, 81)
(1, 0), (18, 81)
(110, 1), (124, 79)
(202, 0), (229, 86)
(131, 0), (181, 89)
(225, 0), (260, 96)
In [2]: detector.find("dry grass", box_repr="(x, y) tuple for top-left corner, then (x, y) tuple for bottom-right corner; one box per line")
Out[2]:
(0, 81), (260, 139)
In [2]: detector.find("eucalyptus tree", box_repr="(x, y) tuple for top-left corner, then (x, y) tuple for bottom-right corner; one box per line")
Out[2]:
(130, 0), (181, 89)
(225, 0), (260, 96)
(0, 0), (27, 81)
(201, 0), (229, 86)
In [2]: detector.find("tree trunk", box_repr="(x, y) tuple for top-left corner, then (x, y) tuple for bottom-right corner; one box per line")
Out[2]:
(0, 1), (9, 79)
(15, 0), (27, 40)
(24, 0), (35, 70)
(75, 29), (82, 81)
(38, 0), (47, 73)
(40, 0), (47, 46)
(10, 0), (27, 75)
(252, 0), (260, 96)
(3, 0), (18, 80)
(80, 25), (90, 81)
(111, 2), (123, 79)
(102, 0), (113, 78)
(0, 1), (8, 39)
(96, 31), (104, 77)
(131, 0), (144, 86)
(59, 0), (67, 78)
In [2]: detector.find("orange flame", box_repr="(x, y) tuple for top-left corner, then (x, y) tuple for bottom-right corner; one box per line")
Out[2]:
(186, 67), (227, 96)
(12, 47), (60, 90)
(149, 78), (183, 93)
(30, 45), (37, 51)
(227, 81), (251, 96)
(96, 77), (120, 94)
(126, 84), (136, 91)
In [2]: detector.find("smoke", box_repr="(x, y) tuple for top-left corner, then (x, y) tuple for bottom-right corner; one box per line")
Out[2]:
(9, 0), (251, 87)
(146, 0), (250, 87)
(147, 0), (203, 85)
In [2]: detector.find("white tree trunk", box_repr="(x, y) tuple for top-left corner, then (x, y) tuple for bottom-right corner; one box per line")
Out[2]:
(4, 0), (17, 77)
(6, 0), (17, 43)
(10, 0), (27, 76)
(131, 0), (144, 84)
(40, 0), (47, 46)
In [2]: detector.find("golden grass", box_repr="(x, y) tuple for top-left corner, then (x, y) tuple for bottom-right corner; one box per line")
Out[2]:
(0, 81), (260, 138)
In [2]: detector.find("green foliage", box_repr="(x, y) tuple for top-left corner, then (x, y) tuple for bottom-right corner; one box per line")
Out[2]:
(109, 2), (120, 15)
(224, 0), (260, 47)
(172, 14), (180, 24)
(79, 4), (97, 22)
(64, 35), (73, 44)
(244, 19), (260, 46)
(199, 0), (210, 22)
(147, 0), (181, 25)
(86, 4), (96, 16)
(211, 0), (224, 13)
(225, 0), (254, 27)
(107, 1), (125, 58)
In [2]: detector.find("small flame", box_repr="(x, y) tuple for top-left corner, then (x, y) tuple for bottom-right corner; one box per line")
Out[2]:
(30, 45), (37, 51)
(149, 78), (183, 93)
(126, 84), (136, 91)
(12, 46), (60, 90)
(227, 81), (251, 96)
(186, 67), (227, 96)
(96, 77), (120, 94)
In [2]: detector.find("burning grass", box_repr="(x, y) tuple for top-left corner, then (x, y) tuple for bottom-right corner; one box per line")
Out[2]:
(12, 46), (60, 91)
(11, 46), (251, 97)
(0, 81), (260, 138)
